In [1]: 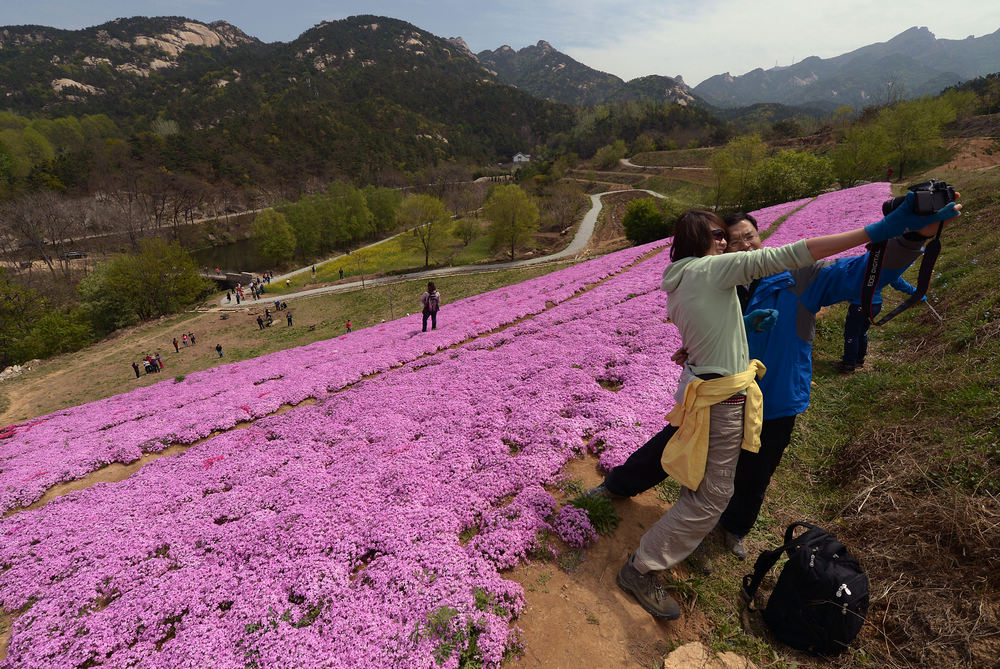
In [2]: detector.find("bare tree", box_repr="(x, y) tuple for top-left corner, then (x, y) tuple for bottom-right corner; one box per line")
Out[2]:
(1, 192), (86, 280)
(96, 169), (153, 250)
(543, 182), (588, 232)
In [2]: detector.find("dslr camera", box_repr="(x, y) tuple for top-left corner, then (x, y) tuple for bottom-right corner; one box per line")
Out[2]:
(882, 179), (956, 216)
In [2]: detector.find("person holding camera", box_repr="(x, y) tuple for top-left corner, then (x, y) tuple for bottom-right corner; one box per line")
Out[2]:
(606, 192), (960, 621)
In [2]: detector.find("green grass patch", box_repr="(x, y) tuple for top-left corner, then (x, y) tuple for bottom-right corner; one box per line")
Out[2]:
(265, 221), (499, 295)
(637, 175), (713, 206)
(567, 494), (620, 536)
(631, 148), (716, 167)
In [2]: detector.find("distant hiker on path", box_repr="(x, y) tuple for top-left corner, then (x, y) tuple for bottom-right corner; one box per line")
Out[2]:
(182, 334), (188, 347)
(189, 332), (196, 345)
(173, 338), (179, 353)
(420, 281), (441, 332)
(257, 316), (265, 330)
(216, 344), (223, 358)
(339, 268), (344, 279)
(132, 362), (140, 379)
(286, 312), (293, 326)
(346, 320), (352, 333)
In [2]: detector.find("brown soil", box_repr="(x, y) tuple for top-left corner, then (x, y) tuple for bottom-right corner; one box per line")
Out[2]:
(939, 136), (1000, 171)
(508, 459), (712, 669)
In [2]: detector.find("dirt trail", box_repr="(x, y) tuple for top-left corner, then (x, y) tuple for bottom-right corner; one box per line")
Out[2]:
(509, 460), (711, 668)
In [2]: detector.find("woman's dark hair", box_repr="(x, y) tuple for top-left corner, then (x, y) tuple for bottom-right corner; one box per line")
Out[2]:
(670, 210), (726, 262)
(722, 212), (758, 230)
(427, 281), (436, 292)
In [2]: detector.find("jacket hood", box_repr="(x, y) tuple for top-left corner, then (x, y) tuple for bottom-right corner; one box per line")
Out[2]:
(660, 257), (693, 293)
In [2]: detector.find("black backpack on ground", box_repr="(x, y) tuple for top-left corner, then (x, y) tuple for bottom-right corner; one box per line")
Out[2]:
(741, 522), (869, 655)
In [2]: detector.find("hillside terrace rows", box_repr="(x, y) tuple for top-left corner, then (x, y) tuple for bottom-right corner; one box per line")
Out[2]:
(0, 184), (894, 667)
(0, 241), (662, 514)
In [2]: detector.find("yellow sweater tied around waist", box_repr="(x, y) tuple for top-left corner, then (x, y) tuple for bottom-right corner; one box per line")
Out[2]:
(660, 359), (766, 491)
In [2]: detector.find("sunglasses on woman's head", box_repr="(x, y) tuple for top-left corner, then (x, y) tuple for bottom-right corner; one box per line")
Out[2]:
(710, 229), (726, 240)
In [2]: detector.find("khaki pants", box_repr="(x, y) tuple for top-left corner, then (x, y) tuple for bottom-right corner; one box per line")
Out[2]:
(632, 401), (745, 573)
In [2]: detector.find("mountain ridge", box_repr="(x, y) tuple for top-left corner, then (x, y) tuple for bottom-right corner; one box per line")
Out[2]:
(476, 40), (698, 107)
(693, 25), (1000, 109)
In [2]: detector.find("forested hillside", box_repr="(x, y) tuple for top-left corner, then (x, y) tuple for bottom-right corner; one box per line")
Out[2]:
(0, 15), (573, 187)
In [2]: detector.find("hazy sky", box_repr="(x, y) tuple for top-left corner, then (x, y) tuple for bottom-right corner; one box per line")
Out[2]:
(2, 1), (998, 86)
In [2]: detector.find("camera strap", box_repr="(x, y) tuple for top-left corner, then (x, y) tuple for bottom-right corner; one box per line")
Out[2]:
(861, 227), (944, 326)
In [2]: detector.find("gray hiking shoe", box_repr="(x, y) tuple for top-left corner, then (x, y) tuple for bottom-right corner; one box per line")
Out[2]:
(583, 481), (620, 499)
(723, 530), (748, 560)
(617, 554), (681, 620)
(685, 540), (713, 575)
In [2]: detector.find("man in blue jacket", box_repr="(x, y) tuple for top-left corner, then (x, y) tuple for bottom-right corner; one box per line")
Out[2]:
(589, 209), (938, 561)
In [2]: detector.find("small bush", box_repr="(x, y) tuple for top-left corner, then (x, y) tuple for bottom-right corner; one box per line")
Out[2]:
(567, 494), (620, 536)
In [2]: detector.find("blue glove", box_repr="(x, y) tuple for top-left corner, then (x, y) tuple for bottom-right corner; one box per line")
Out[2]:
(865, 191), (960, 243)
(744, 308), (778, 332)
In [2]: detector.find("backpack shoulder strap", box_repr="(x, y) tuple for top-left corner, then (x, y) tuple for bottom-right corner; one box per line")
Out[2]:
(741, 522), (818, 609)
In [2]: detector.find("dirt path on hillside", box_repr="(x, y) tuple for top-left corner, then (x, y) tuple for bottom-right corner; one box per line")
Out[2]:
(940, 136), (1000, 171)
(508, 459), (712, 668)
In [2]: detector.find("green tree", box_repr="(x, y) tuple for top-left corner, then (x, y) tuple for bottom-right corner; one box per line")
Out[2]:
(20, 126), (56, 166)
(484, 184), (539, 261)
(363, 185), (403, 237)
(0, 141), (15, 186)
(622, 198), (673, 245)
(282, 197), (323, 258)
(709, 134), (766, 210)
(877, 97), (955, 180)
(832, 123), (890, 187)
(251, 209), (297, 264)
(750, 150), (833, 207)
(79, 240), (211, 325)
(451, 218), (480, 246)
(399, 194), (450, 268)
(593, 139), (628, 169)
(78, 264), (140, 336)
(11, 309), (94, 362)
(327, 182), (374, 248)
(0, 268), (44, 366)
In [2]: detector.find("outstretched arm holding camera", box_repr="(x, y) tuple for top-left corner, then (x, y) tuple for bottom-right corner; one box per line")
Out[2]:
(804, 191), (959, 261)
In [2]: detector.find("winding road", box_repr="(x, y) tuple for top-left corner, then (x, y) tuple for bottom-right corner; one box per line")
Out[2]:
(214, 188), (672, 309)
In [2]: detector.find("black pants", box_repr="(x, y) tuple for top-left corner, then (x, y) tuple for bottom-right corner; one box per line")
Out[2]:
(604, 415), (798, 538)
(604, 424), (678, 496)
(422, 310), (437, 331)
(842, 302), (881, 366)
(718, 415), (797, 537)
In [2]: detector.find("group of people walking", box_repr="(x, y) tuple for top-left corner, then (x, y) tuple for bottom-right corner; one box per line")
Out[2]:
(172, 333), (196, 352)
(592, 193), (960, 621)
(226, 273), (274, 305)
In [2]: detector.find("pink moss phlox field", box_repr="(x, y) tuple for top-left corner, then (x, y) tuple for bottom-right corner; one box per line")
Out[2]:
(749, 196), (814, 232)
(0, 184), (895, 665)
(761, 183), (891, 259)
(0, 240), (687, 667)
(0, 241), (666, 514)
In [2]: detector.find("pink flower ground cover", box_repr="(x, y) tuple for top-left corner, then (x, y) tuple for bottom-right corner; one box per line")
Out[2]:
(761, 183), (891, 258)
(0, 186), (891, 666)
(0, 243), (681, 668)
(749, 196), (814, 232)
(0, 242), (665, 514)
